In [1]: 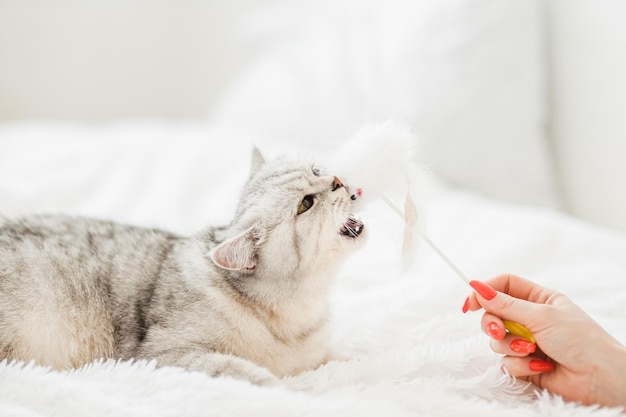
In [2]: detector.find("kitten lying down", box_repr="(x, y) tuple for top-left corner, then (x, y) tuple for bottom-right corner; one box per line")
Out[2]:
(0, 149), (366, 385)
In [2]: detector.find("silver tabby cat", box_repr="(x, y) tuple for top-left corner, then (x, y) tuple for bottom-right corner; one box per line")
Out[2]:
(0, 149), (365, 385)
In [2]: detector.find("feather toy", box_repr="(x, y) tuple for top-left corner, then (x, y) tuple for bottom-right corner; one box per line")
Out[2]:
(328, 121), (430, 266)
(330, 122), (535, 344)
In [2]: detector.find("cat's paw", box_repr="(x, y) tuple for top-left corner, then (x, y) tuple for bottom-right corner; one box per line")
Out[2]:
(200, 352), (279, 386)
(321, 350), (350, 364)
(153, 350), (280, 386)
(244, 366), (280, 387)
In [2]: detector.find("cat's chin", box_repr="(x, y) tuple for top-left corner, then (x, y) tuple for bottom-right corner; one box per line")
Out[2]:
(338, 217), (364, 239)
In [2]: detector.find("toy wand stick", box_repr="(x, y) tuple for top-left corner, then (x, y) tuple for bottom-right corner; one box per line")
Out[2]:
(383, 194), (536, 344)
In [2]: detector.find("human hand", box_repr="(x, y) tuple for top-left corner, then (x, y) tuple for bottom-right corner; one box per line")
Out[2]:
(463, 274), (626, 407)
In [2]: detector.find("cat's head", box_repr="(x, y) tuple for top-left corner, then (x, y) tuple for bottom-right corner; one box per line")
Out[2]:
(209, 148), (365, 300)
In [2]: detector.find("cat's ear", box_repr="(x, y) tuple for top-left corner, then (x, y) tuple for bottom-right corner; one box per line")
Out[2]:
(209, 226), (262, 272)
(250, 147), (265, 176)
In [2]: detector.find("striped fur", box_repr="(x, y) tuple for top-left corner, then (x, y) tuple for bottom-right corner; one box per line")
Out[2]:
(0, 150), (365, 384)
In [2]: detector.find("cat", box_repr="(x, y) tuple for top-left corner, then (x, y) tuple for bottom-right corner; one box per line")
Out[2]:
(0, 148), (365, 385)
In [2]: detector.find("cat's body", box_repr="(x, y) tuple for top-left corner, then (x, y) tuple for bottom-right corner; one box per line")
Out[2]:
(0, 150), (365, 384)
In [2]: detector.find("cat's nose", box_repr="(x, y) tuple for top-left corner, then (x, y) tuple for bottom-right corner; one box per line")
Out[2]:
(332, 176), (344, 191)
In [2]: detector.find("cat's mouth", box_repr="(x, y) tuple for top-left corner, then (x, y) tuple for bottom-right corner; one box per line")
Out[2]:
(339, 217), (364, 239)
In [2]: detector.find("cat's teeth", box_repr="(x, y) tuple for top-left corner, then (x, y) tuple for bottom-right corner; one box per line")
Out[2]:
(339, 217), (364, 238)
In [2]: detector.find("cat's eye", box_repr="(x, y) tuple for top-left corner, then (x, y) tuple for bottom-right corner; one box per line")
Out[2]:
(297, 194), (315, 215)
(312, 168), (321, 176)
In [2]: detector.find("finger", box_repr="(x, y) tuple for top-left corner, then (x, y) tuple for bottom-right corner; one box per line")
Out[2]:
(501, 356), (554, 378)
(490, 335), (537, 356)
(480, 311), (538, 355)
(463, 292), (481, 313)
(462, 273), (553, 313)
(480, 312), (506, 340)
(469, 280), (543, 328)
(483, 274), (556, 305)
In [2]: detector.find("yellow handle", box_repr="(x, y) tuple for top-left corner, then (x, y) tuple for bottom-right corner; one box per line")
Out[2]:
(502, 320), (536, 344)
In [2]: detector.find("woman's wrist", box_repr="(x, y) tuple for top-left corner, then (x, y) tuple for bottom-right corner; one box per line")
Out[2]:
(591, 342), (626, 408)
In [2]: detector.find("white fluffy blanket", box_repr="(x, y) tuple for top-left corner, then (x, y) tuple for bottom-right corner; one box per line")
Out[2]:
(1, 123), (625, 416)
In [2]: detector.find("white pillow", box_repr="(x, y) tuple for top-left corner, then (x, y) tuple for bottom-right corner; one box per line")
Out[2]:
(211, 0), (560, 208)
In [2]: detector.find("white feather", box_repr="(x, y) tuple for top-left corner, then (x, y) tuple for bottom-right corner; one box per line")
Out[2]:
(328, 121), (437, 267)
(330, 122), (472, 277)
(328, 121), (420, 207)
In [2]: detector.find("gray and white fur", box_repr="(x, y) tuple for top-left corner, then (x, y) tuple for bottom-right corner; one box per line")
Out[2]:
(0, 149), (365, 384)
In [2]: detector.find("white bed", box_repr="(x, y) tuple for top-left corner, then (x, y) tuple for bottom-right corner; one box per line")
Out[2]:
(2, 0), (626, 415)
(1, 122), (625, 417)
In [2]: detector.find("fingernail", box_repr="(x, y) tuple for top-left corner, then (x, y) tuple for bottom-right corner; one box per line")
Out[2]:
(462, 296), (470, 313)
(486, 322), (505, 340)
(510, 339), (536, 354)
(529, 359), (554, 373)
(469, 280), (497, 300)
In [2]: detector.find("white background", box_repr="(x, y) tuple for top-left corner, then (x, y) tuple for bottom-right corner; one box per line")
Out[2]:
(1, 0), (625, 233)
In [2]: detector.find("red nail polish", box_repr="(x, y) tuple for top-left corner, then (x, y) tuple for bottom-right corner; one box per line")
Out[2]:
(529, 359), (554, 373)
(486, 322), (505, 340)
(510, 339), (536, 354)
(462, 297), (470, 313)
(469, 280), (497, 300)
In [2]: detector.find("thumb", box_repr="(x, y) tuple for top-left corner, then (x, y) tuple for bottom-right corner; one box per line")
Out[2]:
(470, 280), (541, 327)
